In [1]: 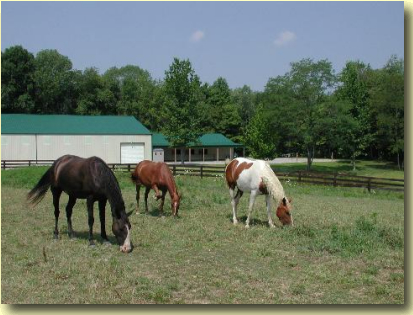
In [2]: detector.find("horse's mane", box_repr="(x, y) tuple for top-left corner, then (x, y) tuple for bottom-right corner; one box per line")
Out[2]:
(95, 159), (126, 219)
(261, 162), (285, 206)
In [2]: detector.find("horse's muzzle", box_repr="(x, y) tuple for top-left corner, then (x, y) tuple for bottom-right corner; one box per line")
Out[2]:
(120, 243), (133, 253)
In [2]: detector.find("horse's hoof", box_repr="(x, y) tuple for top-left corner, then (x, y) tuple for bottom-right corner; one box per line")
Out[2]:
(245, 225), (250, 229)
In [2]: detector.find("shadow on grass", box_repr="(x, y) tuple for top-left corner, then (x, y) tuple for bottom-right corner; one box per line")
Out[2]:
(226, 214), (271, 227)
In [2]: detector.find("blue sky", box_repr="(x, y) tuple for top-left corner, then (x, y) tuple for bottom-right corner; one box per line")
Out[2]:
(1, 1), (404, 91)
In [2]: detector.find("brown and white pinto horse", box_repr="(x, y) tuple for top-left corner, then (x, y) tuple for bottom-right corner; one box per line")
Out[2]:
(225, 157), (293, 228)
(27, 155), (132, 253)
(131, 160), (180, 217)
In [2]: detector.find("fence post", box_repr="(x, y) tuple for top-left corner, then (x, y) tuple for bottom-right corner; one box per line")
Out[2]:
(128, 164), (131, 172)
(173, 165), (176, 176)
(29, 160), (31, 167)
(298, 171), (302, 183)
(368, 178), (371, 192)
(200, 165), (203, 178)
(2, 161), (5, 170)
(333, 172), (337, 187)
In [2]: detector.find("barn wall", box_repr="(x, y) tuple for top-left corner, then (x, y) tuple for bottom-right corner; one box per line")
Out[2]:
(36, 135), (152, 163)
(1, 134), (152, 163)
(1, 135), (36, 160)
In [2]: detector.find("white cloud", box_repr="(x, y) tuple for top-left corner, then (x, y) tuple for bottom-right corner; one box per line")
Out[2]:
(274, 31), (296, 47)
(190, 30), (205, 43)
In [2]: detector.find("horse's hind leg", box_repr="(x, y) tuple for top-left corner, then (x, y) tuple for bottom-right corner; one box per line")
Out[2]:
(230, 188), (243, 225)
(66, 196), (77, 238)
(86, 197), (96, 246)
(98, 199), (110, 243)
(51, 187), (62, 239)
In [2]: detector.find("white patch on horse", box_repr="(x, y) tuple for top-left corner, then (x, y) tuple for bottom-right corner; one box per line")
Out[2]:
(120, 225), (131, 252)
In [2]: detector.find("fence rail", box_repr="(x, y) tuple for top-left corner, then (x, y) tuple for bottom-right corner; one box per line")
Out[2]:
(1, 160), (404, 192)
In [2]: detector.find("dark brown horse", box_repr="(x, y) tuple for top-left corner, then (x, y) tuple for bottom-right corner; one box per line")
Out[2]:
(27, 155), (132, 253)
(131, 160), (180, 217)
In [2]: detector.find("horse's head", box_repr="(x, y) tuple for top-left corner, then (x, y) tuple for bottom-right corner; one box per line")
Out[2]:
(112, 215), (132, 253)
(276, 197), (293, 226)
(171, 192), (181, 217)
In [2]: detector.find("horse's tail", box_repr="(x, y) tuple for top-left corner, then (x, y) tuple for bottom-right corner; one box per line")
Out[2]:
(27, 166), (53, 206)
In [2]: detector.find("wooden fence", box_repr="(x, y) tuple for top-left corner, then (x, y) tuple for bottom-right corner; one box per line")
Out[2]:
(1, 160), (404, 192)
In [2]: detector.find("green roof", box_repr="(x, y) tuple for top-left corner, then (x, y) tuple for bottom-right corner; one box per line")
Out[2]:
(152, 133), (170, 147)
(153, 133), (243, 148)
(1, 114), (151, 135)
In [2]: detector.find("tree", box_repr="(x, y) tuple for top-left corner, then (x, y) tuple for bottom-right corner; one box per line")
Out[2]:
(76, 67), (117, 115)
(336, 61), (374, 170)
(33, 49), (78, 114)
(1, 45), (36, 113)
(262, 59), (336, 169)
(369, 56), (404, 169)
(103, 65), (160, 129)
(161, 58), (203, 163)
(242, 104), (279, 159)
(203, 77), (241, 140)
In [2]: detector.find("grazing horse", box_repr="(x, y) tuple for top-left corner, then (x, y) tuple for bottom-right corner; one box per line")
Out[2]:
(225, 157), (293, 228)
(27, 155), (132, 253)
(131, 160), (180, 217)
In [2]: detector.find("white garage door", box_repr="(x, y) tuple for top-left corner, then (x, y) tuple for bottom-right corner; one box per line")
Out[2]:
(120, 143), (145, 164)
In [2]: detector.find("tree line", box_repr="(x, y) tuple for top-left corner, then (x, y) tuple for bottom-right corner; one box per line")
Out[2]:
(1, 45), (404, 169)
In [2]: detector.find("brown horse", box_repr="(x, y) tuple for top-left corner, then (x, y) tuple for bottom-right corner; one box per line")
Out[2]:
(27, 155), (132, 253)
(131, 160), (180, 217)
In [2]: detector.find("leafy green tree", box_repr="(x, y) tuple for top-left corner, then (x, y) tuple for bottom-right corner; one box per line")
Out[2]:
(33, 49), (78, 114)
(161, 58), (203, 163)
(242, 104), (279, 159)
(369, 56), (404, 169)
(203, 77), (241, 139)
(76, 67), (117, 115)
(232, 85), (257, 126)
(1, 45), (36, 113)
(336, 61), (374, 170)
(103, 65), (159, 128)
(262, 59), (336, 169)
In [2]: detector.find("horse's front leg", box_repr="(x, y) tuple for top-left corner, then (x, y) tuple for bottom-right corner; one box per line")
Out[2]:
(66, 195), (77, 238)
(245, 190), (258, 228)
(144, 187), (150, 213)
(152, 184), (162, 200)
(135, 184), (141, 214)
(159, 189), (167, 216)
(265, 195), (275, 228)
(98, 199), (110, 243)
(51, 187), (62, 239)
(86, 197), (95, 246)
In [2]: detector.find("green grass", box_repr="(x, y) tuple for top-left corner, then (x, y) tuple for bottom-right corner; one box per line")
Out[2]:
(1, 165), (404, 304)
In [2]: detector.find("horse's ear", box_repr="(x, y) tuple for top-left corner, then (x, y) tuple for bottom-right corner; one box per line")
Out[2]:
(282, 197), (287, 206)
(126, 210), (134, 218)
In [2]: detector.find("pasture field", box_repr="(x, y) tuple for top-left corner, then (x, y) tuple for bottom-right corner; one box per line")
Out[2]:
(1, 166), (404, 304)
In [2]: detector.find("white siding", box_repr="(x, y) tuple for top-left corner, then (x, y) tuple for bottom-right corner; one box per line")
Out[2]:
(1, 135), (36, 160)
(2, 134), (152, 163)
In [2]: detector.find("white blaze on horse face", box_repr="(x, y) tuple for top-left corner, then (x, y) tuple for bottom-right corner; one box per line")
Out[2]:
(120, 225), (132, 253)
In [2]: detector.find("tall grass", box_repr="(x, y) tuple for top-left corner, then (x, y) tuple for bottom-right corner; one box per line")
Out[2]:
(1, 166), (404, 304)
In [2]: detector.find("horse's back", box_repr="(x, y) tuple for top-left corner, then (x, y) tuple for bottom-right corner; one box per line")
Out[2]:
(134, 160), (173, 187)
(226, 158), (267, 192)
